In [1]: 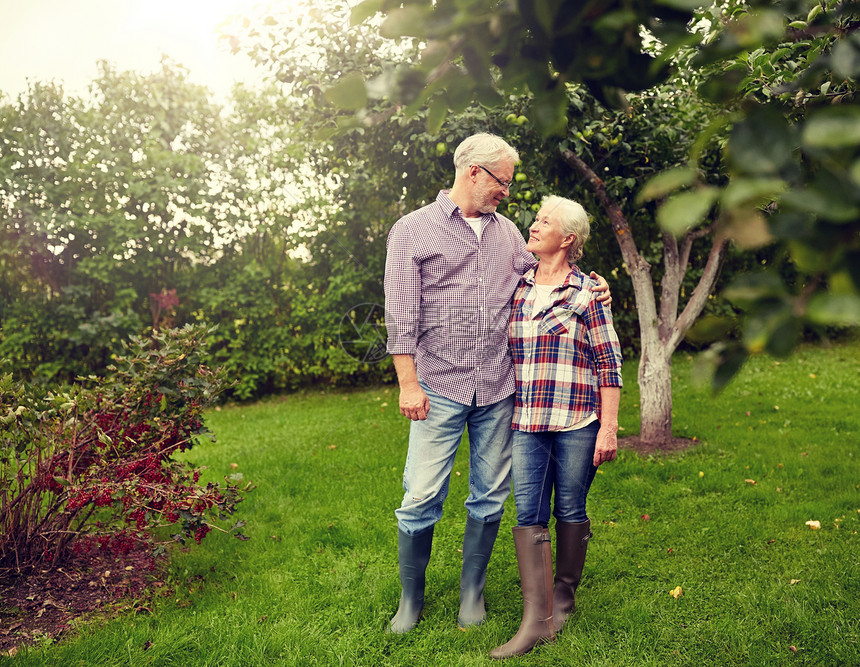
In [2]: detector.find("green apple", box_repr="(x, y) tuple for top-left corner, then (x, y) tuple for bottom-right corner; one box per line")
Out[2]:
(505, 113), (518, 124)
(436, 142), (447, 156)
(515, 172), (527, 182)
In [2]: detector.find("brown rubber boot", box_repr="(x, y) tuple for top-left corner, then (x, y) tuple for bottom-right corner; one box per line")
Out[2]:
(552, 519), (592, 633)
(489, 526), (555, 659)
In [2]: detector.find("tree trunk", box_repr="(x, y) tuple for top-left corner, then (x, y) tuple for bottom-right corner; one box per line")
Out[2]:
(560, 146), (728, 446)
(638, 334), (673, 444)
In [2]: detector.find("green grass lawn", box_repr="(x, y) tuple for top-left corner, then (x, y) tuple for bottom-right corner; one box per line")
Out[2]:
(13, 341), (860, 666)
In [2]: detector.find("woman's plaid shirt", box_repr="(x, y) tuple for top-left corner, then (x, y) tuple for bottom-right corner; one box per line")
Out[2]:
(509, 265), (623, 432)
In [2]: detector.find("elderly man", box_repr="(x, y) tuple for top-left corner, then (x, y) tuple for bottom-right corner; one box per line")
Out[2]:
(384, 133), (610, 633)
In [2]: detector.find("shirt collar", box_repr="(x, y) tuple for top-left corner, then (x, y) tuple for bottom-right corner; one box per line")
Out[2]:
(522, 263), (583, 288)
(438, 189), (498, 223)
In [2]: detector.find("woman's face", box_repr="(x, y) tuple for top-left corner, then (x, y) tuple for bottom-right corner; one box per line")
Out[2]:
(527, 206), (573, 257)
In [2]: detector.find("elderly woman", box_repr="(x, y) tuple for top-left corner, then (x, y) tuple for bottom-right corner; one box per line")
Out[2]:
(490, 196), (623, 659)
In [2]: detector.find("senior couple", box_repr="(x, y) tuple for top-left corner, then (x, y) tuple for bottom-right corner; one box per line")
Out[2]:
(383, 133), (623, 658)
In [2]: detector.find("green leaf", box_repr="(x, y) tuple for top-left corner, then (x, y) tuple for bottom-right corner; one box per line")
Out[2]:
(655, 0), (709, 9)
(723, 271), (785, 306)
(350, 0), (383, 26)
(686, 314), (735, 344)
(533, 0), (556, 35)
(850, 158), (860, 187)
(780, 187), (860, 223)
(426, 96), (448, 135)
(380, 6), (431, 39)
(788, 241), (832, 273)
(657, 187), (719, 236)
(729, 109), (794, 175)
(53, 475), (71, 487)
(831, 36), (860, 79)
(742, 301), (793, 354)
(324, 72), (368, 111)
(807, 294), (860, 326)
(721, 177), (786, 209)
(712, 344), (749, 393)
(637, 166), (697, 204)
(802, 107), (860, 149)
(532, 87), (568, 137)
(722, 208), (773, 249)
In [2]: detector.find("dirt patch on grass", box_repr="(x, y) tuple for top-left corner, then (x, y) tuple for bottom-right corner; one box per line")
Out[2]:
(618, 434), (699, 457)
(0, 546), (167, 657)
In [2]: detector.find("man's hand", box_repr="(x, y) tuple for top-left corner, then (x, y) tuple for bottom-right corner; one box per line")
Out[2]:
(589, 271), (612, 307)
(399, 384), (430, 421)
(593, 424), (617, 467)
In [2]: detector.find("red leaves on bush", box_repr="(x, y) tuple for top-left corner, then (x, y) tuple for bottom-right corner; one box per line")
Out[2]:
(0, 325), (245, 574)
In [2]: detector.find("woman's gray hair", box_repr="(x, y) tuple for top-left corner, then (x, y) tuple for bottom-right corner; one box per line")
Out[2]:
(453, 133), (519, 175)
(542, 195), (591, 263)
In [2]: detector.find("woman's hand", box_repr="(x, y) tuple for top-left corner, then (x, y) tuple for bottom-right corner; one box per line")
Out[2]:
(593, 424), (617, 467)
(589, 271), (612, 307)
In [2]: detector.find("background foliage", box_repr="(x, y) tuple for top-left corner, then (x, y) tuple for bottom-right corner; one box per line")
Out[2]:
(2, 1), (858, 400)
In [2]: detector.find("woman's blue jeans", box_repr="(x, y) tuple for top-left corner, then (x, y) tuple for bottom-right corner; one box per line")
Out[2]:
(511, 421), (600, 527)
(395, 382), (514, 535)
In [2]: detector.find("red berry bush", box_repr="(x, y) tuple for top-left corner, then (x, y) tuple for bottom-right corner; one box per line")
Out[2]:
(0, 325), (245, 573)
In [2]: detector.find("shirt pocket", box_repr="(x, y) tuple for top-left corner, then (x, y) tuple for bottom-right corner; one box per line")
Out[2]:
(539, 307), (574, 336)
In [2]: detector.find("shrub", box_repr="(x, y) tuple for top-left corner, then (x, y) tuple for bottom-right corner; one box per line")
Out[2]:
(0, 325), (246, 573)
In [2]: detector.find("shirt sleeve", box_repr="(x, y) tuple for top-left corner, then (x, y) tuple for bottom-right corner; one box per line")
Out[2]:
(503, 217), (537, 275)
(384, 221), (421, 355)
(583, 295), (624, 388)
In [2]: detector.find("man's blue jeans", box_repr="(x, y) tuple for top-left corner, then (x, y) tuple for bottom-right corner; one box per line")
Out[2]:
(511, 421), (600, 526)
(395, 382), (514, 535)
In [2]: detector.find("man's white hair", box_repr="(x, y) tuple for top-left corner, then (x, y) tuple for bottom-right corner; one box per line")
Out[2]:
(453, 133), (519, 176)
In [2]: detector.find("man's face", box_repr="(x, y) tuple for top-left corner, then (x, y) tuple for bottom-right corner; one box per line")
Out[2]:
(473, 160), (514, 215)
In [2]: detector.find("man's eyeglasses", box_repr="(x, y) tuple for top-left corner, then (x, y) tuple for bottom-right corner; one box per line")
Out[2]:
(476, 165), (513, 189)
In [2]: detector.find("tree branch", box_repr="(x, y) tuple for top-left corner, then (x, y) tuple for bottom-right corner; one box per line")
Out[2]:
(667, 232), (729, 351)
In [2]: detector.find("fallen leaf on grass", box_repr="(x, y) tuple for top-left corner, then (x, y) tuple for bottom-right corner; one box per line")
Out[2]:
(328, 445), (336, 450)
(745, 479), (757, 485)
(669, 586), (683, 599)
(789, 579), (800, 585)
(805, 520), (821, 530)
(789, 646), (797, 653)
(229, 463), (239, 469)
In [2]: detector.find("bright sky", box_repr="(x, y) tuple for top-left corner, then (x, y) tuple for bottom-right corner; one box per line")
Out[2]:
(0, 0), (278, 103)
